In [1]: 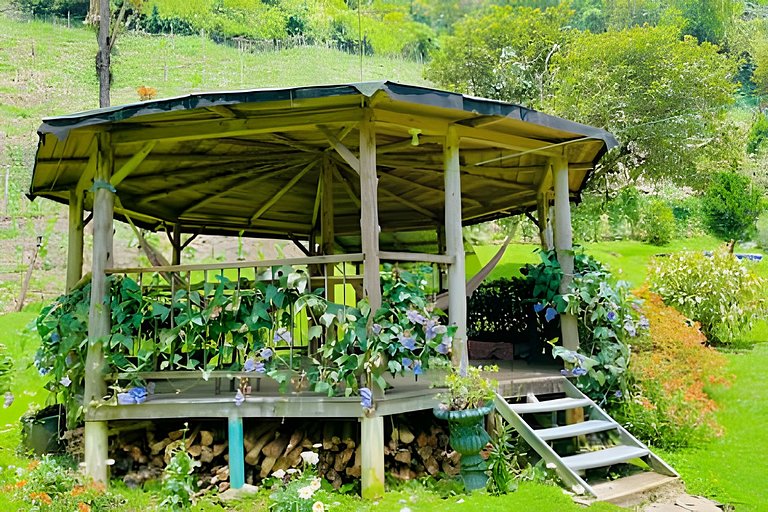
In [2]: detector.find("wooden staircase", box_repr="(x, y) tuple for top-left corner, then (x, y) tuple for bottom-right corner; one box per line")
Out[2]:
(494, 378), (679, 503)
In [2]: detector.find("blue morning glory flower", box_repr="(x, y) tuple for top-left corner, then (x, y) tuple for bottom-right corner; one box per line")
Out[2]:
(234, 389), (245, 407)
(274, 328), (292, 344)
(607, 311), (617, 322)
(413, 361), (423, 376)
(260, 348), (273, 360)
(436, 339), (450, 355)
(360, 387), (373, 409)
(533, 303), (545, 313)
(129, 387), (148, 404)
(254, 362), (266, 373)
(398, 333), (416, 350)
(614, 390), (623, 398)
(243, 359), (257, 372)
(402, 357), (413, 369)
(624, 321), (637, 337)
(372, 323), (382, 335)
(572, 367), (588, 377)
(560, 369), (571, 376)
(544, 307), (557, 322)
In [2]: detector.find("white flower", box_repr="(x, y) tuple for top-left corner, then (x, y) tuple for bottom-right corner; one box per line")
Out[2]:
(272, 469), (286, 479)
(309, 477), (321, 491)
(298, 486), (315, 499)
(312, 502), (325, 512)
(312, 443), (323, 448)
(300, 451), (320, 465)
(286, 468), (299, 475)
(60, 375), (72, 387)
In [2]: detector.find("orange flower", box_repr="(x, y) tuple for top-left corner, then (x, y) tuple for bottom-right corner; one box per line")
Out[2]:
(27, 460), (39, 471)
(29, 491), (53, 505)
(71, 485), (87, 497)
(78, 502), (91, 512)
(15, 479), (27, 488)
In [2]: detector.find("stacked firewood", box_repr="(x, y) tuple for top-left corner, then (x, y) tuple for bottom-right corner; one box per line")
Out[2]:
(100, 414), (460, 491)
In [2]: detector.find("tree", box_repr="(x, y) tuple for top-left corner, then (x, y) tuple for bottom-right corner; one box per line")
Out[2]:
(702, 171), (764, 241)
(548, 24), (738, 185)
(671, 0), (742, 45)
(424, 4), (573, 108)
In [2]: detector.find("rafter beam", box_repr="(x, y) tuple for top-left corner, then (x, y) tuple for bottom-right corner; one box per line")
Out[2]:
(317, 125), (360, 174)
(111, 109), (361, 144)
(110, 141), (156, 187)
(378, 186), (439, 221)
(331, 164), (361, 209)
(250, 160), (317, 223)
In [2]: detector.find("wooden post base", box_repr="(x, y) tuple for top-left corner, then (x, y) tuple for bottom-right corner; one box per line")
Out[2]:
(360, 415), (384, 499)
(84, 421), (109, 484)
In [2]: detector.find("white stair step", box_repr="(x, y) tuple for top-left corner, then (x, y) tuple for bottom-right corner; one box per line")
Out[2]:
(510, 397), (591, 414)
(536, 420), (617, 441)
(562, 445), (649, 471)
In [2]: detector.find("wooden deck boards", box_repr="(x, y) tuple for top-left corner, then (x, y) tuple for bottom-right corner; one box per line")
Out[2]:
(89, 360), (561, 421)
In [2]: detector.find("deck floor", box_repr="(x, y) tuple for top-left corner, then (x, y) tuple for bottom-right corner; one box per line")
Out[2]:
(89, 360), (562, 422)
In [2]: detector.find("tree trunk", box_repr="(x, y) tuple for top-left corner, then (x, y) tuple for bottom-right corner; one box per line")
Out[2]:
(97, 0), (110, 108)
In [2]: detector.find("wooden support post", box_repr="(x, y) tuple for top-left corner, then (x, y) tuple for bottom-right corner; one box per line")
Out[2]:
(228, 415), (245, 489)
(552, 156), (579, 352)
(536, 192), (553, 251)
(66, 189), (85, 292)
(321, 157), (335, 303)
(84, 133), (114, 485)
(172, 224), (182, 266)
(444, 126), (467, 374)
(360, 415), (385, 499)
(359, 110), (381, 311)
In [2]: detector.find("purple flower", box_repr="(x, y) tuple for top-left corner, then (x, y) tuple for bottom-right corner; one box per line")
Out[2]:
(560, 369), (571, 376)
(406, 310), (426, 325)
(572, 367), (588, 377)
(234, 389), (245, 407)
(436, 339), (451, 355)
(398, 333), (416, 351)
(254, 362), (266, 374)
(128, 387), (148, 404)
(38, 367), (50, 376)
(117, 393), (136, 405)
(614, 390), (623, 398)
(3, 392), (13, 408)
(274, 328), (292, 344)
(425, 321), (437, 341)
(402, 357), (413, 369)
(360, 387), (373, 409)
(639, 316), (649, 329)
(372, 323), (382, 335)
(533, 303), (545, 313)
(607, 311), (617, 322)
(544, 307), (557, 322)
(243, 359), (257, 372)
(624, 321), (637, 337)
(413, 361), (423, 376)
(260, 348), (273, 360)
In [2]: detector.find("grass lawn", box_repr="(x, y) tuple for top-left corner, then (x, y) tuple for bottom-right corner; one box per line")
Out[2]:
(657, 343), (768, 511)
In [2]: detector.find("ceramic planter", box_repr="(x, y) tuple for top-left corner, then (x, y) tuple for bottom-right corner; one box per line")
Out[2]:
(434, 403), (494, 491)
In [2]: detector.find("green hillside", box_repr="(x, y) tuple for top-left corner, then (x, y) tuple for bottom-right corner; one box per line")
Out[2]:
(0, 16), (427, 142)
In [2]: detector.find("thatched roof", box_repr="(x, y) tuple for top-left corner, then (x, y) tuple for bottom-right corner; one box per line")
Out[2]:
(30, 82), (616, 248)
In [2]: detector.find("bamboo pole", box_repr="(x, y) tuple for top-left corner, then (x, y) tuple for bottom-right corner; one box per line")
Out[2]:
(552, 156), (579, 352)
(84, 133), (114, 484)
(443, 125), (467, 374)
(66, 189), (84, 292)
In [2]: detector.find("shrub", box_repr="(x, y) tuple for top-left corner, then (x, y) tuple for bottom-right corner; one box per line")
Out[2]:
(641, 198), (675, 246)
(648, 248), (766, 344)
(746, 112), (768, 154)
(612, 290), (730, 449)
(702, 171), (764, 241)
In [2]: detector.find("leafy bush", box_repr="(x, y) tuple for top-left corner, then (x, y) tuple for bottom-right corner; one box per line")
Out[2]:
(641, 198), (675, 246)
(612, 290), (730, 449)
(649, 248), (766, 344)
(0, 456), (125, 511)
(11, 0), (89, 18)
(702, 171), (764, 241)
(267, 448), (329, 512)
(160, 432), (201, 510)
(747, 112), (768, 154)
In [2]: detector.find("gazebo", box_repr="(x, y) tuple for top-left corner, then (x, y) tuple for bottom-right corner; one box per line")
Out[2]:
(29, 82), (617, 497)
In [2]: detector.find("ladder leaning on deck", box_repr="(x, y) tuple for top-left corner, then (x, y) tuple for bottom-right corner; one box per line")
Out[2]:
(494, 377), (679, 503)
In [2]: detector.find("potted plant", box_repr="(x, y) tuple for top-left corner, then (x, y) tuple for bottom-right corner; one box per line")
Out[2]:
(434, 365), (498, 491)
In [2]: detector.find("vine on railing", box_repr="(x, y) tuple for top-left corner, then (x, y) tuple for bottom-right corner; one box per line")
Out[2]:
(35, 261), (453, 425)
